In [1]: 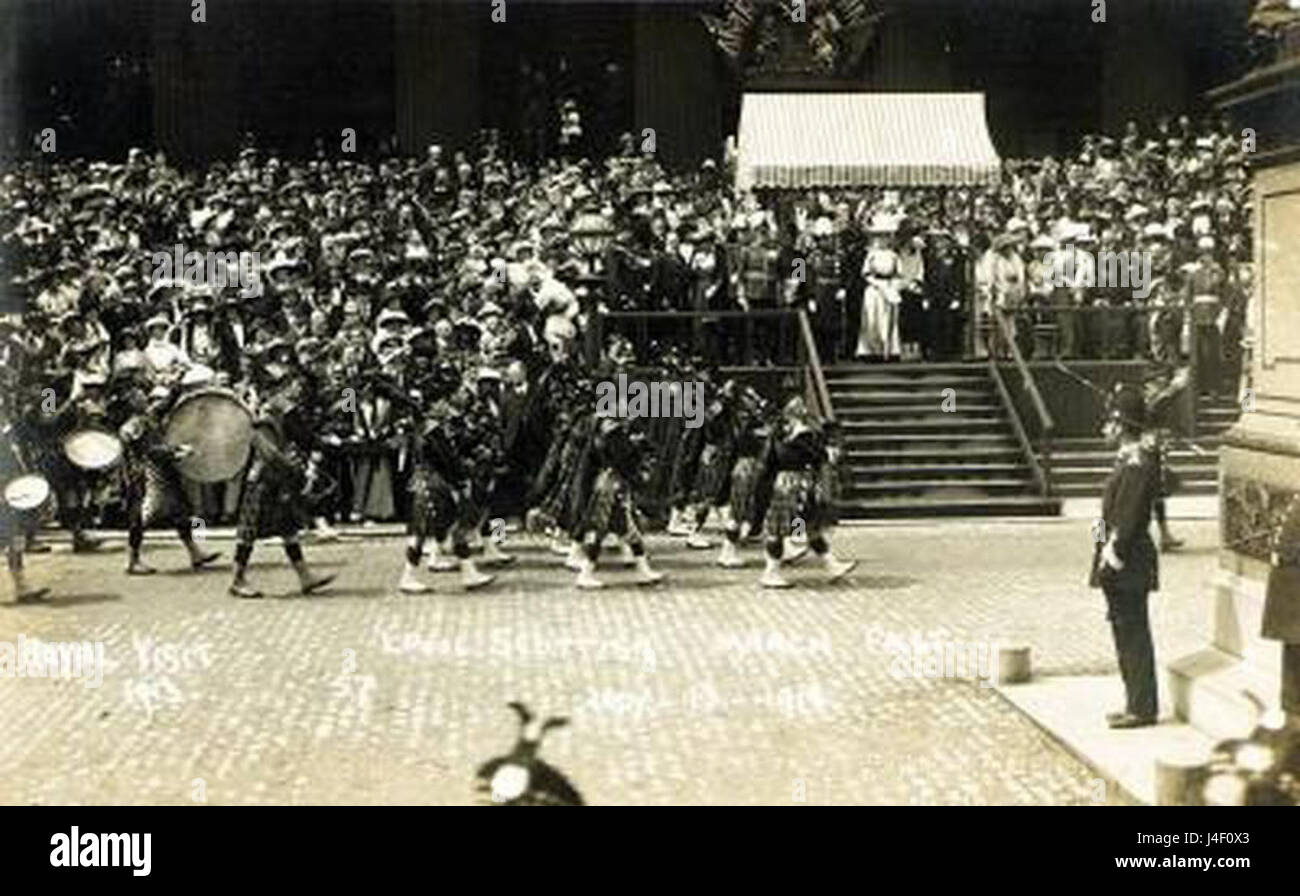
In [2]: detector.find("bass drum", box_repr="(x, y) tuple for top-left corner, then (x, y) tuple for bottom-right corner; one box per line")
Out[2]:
(163, 387), (254, 483)
(62, 428), (124, 471)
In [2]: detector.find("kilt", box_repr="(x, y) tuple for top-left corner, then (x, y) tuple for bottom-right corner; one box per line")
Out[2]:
(236, 451), (306, 543)
(580, 468), (643, 541)
(408, 466), (458, 540)
(121, 454), (192, 527)
(539, 425), (584, 524)
(668, 426), (705, 506)
(816, 461), (842, 527)
(691, 442), (734, 507)
(727, 456), (758, 524)
(763, 469), (833, 538)
(563, 440), (597, 531)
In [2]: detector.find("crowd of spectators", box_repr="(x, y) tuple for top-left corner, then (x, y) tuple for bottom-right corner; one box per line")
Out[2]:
(0, 111), (1253, 523)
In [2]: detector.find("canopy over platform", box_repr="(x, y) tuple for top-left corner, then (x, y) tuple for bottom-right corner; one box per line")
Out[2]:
(735, 92), (1002, 191)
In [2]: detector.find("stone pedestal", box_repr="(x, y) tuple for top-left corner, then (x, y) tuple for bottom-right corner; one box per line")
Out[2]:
(1169, 57), (1300, 739)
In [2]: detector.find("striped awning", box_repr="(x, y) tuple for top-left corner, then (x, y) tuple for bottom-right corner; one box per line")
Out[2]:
(736, 92), (1002, 191)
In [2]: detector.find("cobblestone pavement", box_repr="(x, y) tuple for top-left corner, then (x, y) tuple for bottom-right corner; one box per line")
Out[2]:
(0, 519), (1217, 805)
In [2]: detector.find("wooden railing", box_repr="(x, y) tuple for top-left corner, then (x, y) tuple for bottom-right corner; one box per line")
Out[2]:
(795, 309), (835, 423)
(978, 303), (1242, 440)
(989, 309), (1055, 498)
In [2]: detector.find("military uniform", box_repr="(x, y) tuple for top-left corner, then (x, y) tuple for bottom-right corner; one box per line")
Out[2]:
(1090, 438), (1161, 723)
(1262, 494), (1300, 714)
(1183, 257), (1225, 396)
(807, 238), (844, 362)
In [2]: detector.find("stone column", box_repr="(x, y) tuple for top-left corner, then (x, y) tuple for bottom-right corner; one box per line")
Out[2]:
(1168, 52), (1300, 736)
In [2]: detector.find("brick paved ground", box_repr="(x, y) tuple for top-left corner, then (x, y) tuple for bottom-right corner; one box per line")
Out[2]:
(0, 519), (1217, 805)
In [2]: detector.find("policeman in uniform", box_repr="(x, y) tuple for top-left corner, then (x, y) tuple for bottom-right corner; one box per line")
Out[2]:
(1263, 494), (1300, 718)
(1090, 383), (1161, 728)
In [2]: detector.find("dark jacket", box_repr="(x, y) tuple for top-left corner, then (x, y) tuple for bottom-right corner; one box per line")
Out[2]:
(1263, 494), (1300, 643)
(1089, 443), (1160, 592)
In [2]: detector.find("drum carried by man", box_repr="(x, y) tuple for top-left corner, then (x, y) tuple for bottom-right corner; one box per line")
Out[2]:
(1, 417), (52, 603)
(112, 360), (224, 575)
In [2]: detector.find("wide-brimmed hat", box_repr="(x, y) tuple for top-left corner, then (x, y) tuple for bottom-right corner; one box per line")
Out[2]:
(866, 214), (899, 235)
(375, 308), (411, 329)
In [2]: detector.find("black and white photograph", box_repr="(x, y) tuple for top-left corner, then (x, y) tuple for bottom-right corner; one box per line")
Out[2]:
(0, 0), (1297, 853)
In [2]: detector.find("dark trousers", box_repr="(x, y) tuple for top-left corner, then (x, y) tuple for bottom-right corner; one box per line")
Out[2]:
(1195, 323), (1222, 396)
(1284, 645), (1300, 716)
(930, 306), (965, 360)
(1103, 581), (1158, 719)
(1056, 307), (1082, 358)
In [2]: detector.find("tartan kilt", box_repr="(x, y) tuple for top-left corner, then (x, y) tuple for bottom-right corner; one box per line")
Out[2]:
(728, 455), (761, 526)
(408, 466), (458, 539)
(763, 469), (832, 538)
(540, 429), (582, 523)
(691, 442), (735, 507)
(121, 455), (192, 527)
(581, 468), (643, 540)
(668, 426), (704, 506)
(236, 456), (306, 542)
(816, 461), (842, 527)
(559, 439), (596, 532)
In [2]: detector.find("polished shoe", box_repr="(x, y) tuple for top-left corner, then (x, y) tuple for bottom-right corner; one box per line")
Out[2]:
(15, 587), (50, 604)
(126, 562), (158, 576)
(1106, 712), (1156, 730)
(229, 583), (263, 599)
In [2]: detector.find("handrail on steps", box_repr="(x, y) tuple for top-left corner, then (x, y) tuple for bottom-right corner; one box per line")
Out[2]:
(796, 309), (835, 424)
(990, 309), (1055, 498)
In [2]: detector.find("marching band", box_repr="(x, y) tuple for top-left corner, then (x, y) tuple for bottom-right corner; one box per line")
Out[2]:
(0, 308), (856, 601)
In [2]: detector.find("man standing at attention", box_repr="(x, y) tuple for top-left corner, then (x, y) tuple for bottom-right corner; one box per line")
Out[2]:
(1090, 383), (1161, 729)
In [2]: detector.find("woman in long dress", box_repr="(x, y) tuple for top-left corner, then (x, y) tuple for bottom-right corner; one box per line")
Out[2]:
(856, 220), (902, 361)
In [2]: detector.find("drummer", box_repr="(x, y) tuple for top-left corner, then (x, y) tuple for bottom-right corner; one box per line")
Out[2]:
(112, 364), (224, 576)
(27, 369), (106, 555)
(1, 371), (50, 603)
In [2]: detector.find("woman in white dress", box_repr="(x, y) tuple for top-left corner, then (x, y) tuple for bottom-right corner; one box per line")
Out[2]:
(856, 217), (902, 361)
